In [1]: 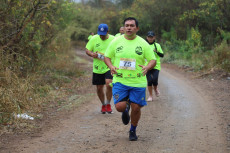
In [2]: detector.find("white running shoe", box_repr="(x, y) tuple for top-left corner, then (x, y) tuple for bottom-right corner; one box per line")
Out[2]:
(147, 97), (153, 101)
(155, 89), (160, 97)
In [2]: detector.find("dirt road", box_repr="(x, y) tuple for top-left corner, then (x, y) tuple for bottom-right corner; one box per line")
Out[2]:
(1, 48), (229, 153)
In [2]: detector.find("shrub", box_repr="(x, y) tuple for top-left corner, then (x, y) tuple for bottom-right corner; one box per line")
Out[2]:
(214, 41), (230, 72)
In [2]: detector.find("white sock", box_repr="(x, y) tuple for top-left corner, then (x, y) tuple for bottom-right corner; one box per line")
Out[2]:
(105, 100), (110, 105)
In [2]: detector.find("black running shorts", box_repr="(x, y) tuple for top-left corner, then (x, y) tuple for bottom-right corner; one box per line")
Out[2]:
(146, 69), (159, 86)
(92, 70), (113, 85)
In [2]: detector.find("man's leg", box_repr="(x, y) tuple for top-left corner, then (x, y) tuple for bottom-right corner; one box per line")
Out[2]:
(146, 70), (154, 101)
(105, 79), (113, 113)
(96, 85), (106, 113)
(129, 103), (141, 141)
(152, 70), (160, 97)
(147, 85), (153, 101)
(153, 85), (160, 97)
(112, 82), (130, 123)
(96, 85), (105, 104)
(128, 86), (146, 141)
(130, 103), (141, 126)
(105, 70), (113, 113)
(105, 79), (112, 103)
(116, 101), (130, 125)
(115, 101), (127, 112)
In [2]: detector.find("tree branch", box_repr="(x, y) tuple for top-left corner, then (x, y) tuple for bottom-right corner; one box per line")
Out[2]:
(0, 1), (41, 51)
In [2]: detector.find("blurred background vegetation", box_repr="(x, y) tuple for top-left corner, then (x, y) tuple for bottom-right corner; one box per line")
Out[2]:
(0, 0), (229, 130)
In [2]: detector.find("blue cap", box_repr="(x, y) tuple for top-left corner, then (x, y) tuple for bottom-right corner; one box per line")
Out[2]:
(147, 31), (155, 37)
(97, 24), (108, 35)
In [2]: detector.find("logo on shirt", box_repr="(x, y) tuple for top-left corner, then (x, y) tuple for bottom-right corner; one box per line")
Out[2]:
(116, 73), (123, 78)
(125, 73), (135, 79)
(137, 73), (142, 77)
(114, 94), (119, 100)
(96, 43), (100, 47)
(135, 46), (142, 55)
(116, 46), (123, 53)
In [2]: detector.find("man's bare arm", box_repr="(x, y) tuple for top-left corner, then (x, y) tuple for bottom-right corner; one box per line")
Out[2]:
(86, 49), (98, 58)
(104, 57), (119, 75)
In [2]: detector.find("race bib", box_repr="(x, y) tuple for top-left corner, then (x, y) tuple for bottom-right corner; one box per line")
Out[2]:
(97, 52), (104, 60)
(119, 58), (136, 70)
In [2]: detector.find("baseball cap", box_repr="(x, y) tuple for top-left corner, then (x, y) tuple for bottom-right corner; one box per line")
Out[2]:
(97, 23), (108, 35)
(147, 31), (155, 37)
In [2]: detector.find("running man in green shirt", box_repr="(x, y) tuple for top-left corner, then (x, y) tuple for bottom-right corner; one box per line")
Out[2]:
(87, 32), (94, 41)
(115, 27), (124, 37)
(86, 24), (115, 114)
(145, 31), (164, 101)
(104, 17), (156, 141)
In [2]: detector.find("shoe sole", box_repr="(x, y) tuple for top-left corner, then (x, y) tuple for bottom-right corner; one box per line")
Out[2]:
(129, 137), (138, 141)
(122, 112), (130, 125)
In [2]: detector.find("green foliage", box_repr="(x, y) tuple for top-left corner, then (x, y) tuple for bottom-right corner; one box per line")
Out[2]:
(219, 29), (230, 42)
(0, 0), (86, 127)
(0, 0), (78, 72)
(162, 27), (206, 71)
(214, 41), (230, 72)
(69, 4), (105, 41)
(162, 31), (229, 72)
(115, 0), (135, 9)
(162, 27), (177, 42)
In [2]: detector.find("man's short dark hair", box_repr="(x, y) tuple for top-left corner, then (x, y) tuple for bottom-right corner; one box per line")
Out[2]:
(123, 17), (139, 27)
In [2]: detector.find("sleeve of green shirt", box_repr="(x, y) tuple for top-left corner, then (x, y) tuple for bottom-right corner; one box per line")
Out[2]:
(156, 43), (163, 54)
(105, 40), (115, 58)
(86, 37), (95, 51)
(88, 35), (92, 40)
(144, 43), (156, 61)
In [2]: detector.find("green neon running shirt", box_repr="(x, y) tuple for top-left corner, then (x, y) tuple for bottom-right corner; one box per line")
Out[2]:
(150, 42), (164, 70)
(86, 34), (115, 74)
(105, 35), (156, 87)
(88, 35), (93, 40)
(115, 33), (122, 37)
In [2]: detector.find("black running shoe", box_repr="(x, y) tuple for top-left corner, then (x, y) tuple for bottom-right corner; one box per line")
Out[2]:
(121, 102), (130, 125)
(129, 130), (138, 141)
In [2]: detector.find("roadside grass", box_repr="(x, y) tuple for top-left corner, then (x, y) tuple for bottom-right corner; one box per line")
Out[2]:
(0, 71), (44, 133)
(0, 42), (87, 134)
(214, 41), (230, 73)
(162, 40), (230, 74)
(161, 28), (230, 74)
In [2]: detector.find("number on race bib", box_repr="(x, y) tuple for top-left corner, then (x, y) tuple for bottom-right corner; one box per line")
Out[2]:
(119, 58), (136, 70)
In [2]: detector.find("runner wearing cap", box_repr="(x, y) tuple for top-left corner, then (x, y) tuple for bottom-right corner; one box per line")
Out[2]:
(145, 31), (164, 101)
(104, 17), (156, 141)
(86, 23), (115, 114)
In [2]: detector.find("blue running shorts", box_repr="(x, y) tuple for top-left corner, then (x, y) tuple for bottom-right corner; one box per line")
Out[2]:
(112, 82), (147, 106)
